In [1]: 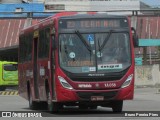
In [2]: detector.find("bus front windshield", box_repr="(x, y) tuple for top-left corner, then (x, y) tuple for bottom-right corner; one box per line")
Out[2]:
(59, 32), (131, 74)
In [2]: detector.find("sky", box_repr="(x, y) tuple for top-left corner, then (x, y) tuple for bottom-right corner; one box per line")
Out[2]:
(141, 0), (160, 7)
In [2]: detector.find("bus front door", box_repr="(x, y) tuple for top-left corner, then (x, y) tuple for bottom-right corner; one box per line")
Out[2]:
(50, 31), (56, 100)
(33, 37), (39, 99)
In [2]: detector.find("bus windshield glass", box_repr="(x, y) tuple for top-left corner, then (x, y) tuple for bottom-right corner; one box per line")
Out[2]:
(3, 64), (18, 71)
(59, 32), (131, 73)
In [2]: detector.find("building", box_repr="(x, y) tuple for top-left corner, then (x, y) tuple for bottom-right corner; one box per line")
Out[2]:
(45, 0), (141, 15)
(0, 3), (51, 61)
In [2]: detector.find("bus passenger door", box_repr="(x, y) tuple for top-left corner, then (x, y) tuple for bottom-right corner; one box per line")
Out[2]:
(50, 27), (56, 100)
(33, 36), (39, 99)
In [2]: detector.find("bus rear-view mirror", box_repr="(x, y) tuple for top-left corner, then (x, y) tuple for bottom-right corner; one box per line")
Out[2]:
(131, 27), (139, 48)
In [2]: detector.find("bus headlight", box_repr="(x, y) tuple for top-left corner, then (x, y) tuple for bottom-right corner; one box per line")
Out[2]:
(58, 76), (73, 90)
(121, 74), (133, 88)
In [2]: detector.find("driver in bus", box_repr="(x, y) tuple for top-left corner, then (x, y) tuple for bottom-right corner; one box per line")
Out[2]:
(102, 33), (129, 63)
(117, 34), (130, 63)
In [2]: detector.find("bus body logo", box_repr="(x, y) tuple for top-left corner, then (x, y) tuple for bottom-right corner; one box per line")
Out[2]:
(95, 83), (100, 88)
(78, 84), (92, 88)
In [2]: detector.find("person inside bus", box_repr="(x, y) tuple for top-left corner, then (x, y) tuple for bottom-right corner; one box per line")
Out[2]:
(101, 33), (130, 63)
(116, 34), (130, 63)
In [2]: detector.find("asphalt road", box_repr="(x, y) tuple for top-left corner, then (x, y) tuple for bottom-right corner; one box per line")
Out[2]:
(0, 88), (160, 119)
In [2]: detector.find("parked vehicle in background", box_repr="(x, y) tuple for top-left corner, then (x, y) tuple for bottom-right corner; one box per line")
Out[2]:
(0, 61), (18, 91)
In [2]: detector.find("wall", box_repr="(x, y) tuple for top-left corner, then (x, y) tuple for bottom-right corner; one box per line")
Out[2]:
(135, 64), (160, 87)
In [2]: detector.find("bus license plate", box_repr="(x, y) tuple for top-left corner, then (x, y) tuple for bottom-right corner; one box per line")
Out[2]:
(91, 96), (104, 101)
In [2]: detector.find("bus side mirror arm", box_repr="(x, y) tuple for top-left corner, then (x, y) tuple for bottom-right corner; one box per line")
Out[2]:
(131, 27), (139, 48)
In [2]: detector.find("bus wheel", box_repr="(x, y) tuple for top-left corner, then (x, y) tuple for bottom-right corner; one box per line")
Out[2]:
(111, 100), (123, 113)
(47, 90), (62, 113)
(28, 88), (38, 110)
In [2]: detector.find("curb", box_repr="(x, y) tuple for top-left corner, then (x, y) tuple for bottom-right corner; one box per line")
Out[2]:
(0, 91), (18, 95)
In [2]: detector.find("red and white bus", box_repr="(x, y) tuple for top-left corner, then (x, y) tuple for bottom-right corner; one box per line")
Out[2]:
(18, 12), (138, 113)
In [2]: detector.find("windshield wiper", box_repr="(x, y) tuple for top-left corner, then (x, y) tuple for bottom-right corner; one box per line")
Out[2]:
(75, 30), (92, 52)
(99, 30), (113, 51)
(98, 38), (103, 62)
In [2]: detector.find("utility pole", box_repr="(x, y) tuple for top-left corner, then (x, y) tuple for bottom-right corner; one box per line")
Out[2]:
(143, 18), (148, 65)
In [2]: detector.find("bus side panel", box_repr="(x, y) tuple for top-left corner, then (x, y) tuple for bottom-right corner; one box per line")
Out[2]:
(19, 61), (34, 100)
(37, 59), (49, 101)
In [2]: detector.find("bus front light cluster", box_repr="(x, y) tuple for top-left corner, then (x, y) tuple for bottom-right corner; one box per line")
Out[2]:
(58, 76), (73, 90)
(121, 74), (133, 88)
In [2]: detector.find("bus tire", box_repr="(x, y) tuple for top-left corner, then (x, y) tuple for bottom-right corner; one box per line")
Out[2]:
(111, 100), (123, 113)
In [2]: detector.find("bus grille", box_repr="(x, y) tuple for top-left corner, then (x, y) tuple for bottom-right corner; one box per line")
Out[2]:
(76, 91), (118, 100)
(70, 76), (122, 82)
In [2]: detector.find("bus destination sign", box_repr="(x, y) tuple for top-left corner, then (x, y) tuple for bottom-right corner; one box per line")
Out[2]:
(59, 19), (128, 29)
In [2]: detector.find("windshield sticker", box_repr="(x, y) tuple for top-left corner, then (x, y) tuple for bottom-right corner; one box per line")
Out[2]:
(87, 34), (94, 45)
(98, 64), (123, 70)
(82, 67), (90, 72)
(97, 52), (103, 58)
(90, 67), (96, 72)
(68, 61), (94, 66)
(69, 52), (75, 59)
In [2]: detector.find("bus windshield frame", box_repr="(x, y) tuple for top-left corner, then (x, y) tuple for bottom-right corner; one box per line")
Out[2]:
(58, 17), (131, 74)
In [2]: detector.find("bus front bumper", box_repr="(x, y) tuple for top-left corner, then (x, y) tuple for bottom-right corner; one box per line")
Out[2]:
(56, 84), (134, 102)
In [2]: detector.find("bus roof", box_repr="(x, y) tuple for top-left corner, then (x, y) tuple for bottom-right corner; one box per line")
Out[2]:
(58, 13), (127, 20)
(19, 12), (128, 35)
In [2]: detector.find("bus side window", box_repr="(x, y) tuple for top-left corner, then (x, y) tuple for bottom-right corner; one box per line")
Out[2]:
(45, 29), (50, 57)
(20, 35), (27, 63)
(38, 28), (50, 58)
(26, 33), (33, 61)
